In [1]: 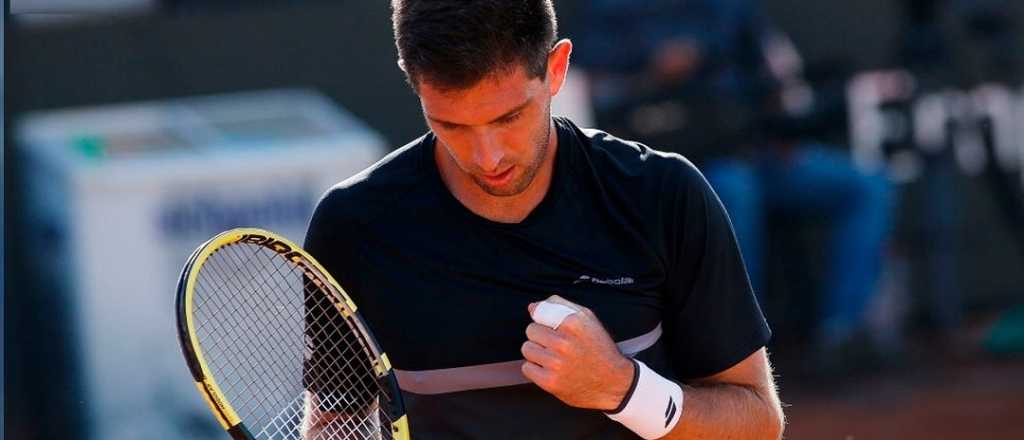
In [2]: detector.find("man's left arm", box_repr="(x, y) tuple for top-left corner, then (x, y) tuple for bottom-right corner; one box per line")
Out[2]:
(522, 296), (784, 440)
(666, 348), (783, 439)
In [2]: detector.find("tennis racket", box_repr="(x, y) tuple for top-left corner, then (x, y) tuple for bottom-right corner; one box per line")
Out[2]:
(176, 228), (410, 439)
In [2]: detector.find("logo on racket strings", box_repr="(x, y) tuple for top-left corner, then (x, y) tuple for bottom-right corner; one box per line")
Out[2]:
(239, 233), (326, 290)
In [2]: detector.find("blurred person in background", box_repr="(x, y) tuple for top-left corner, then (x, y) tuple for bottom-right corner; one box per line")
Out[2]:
(951, 0), (1023, 86)
(573, 0), (894, 364)
(901, 0), (1023, 87)
(899, 0), (1024, 356)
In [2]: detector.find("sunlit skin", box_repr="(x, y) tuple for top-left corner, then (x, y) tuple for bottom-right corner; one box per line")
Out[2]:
(418, 40), (573, 224)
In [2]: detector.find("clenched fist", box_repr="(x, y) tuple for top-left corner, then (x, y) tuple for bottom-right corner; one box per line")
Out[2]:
(521, 295), (636, 411)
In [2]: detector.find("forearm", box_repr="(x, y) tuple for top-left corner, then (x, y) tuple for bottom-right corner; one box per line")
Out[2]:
(521, 298), (783, 439)
(301, 393), (336, 440)
(301, 408), (373, 440)
(661, 381), (784, 440)
(301, 392), (378, 439)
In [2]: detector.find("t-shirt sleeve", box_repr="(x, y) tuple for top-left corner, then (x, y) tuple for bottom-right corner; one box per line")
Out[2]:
(662, 159), (771, 380)
(301, 188), (372, 411)
(303, 188), (363, 301)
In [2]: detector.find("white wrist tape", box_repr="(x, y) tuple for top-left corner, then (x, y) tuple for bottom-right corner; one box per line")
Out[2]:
(606, 360), (684, 439)
(530, 301), (578, 329)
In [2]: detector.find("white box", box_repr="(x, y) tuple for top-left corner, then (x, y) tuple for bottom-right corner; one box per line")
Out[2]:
(17, 89), (387, 439)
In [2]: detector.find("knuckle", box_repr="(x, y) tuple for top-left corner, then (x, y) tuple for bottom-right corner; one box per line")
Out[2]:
(524, 365), (552, 388)
(551, 336), (573, 354)
(560, 314), (584, 332)
(525, 323), (543, 340)
(521, 363), (538, 382)
(537, 374), (557, 390)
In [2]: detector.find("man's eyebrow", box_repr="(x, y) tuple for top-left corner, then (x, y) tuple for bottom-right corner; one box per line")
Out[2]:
(427, 99), (531, 127)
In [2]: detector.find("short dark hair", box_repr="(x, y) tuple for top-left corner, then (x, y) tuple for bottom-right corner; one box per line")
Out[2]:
(391, 0), (558, 91)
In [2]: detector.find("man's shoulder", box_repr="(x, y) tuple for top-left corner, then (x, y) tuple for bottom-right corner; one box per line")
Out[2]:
(314, 134), (431, 223)
(571, 122), (707, 193)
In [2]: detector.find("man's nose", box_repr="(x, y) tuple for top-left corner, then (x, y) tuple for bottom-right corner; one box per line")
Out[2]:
(473, 133), (505, 173)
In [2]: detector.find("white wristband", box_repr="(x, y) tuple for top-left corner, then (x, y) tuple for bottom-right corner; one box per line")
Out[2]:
(530, 301), (579, 329)
(606, 360), (684, 440)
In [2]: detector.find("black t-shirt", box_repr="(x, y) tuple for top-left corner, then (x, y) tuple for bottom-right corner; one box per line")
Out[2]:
(303, 117), (770, 439)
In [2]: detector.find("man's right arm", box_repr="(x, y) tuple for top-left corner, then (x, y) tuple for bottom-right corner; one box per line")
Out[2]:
(301, 391), (381, 439)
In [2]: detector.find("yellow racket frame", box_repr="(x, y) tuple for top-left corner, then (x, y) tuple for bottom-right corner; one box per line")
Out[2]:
(175, 228), (410, 439)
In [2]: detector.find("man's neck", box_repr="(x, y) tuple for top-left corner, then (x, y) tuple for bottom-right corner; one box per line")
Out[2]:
(435, 120), (559, 224)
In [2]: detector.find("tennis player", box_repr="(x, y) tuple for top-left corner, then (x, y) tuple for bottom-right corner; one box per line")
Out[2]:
(303, 1), (784, 438)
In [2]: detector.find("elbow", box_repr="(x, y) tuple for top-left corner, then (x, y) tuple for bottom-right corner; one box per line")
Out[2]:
(750, 384), (785, 440)
(769, 415), (785, 440)
(765, 399), (785, 440)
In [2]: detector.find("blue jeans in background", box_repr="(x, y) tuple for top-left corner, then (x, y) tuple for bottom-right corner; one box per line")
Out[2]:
(704, 145), (893, 347)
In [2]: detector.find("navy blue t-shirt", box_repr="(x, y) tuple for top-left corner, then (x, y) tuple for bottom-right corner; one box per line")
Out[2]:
(303, 117), (770, 439)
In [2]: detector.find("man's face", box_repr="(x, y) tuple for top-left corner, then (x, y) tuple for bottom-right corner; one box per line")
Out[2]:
(418, 66), (553, 197)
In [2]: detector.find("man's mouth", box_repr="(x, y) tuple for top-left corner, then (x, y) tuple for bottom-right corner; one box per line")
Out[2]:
(478, 167), (514, 186)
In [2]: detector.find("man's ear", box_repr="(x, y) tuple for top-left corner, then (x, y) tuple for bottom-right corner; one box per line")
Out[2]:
(547, 39), (573, 97)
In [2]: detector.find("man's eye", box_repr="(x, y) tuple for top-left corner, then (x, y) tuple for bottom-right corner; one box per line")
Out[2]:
(499, 112), (522, 124)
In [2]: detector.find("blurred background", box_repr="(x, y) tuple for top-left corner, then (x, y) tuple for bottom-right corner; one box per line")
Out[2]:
(4, 0), (1024, 438)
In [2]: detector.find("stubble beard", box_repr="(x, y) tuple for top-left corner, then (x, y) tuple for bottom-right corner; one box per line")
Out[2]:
(472, 115), (553, 197)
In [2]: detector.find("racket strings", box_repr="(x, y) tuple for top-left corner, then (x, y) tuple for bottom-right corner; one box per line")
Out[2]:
(196, 244), (307, 435)
(192, 242), (395, 439)
(200, 245), (391, 437)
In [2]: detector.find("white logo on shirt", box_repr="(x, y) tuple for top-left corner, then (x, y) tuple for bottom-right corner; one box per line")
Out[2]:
(573, 275), (635, 286)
